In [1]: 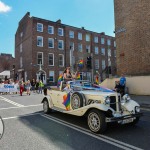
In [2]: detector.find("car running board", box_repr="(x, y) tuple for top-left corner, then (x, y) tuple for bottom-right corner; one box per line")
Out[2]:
(52, 106), (66, 112)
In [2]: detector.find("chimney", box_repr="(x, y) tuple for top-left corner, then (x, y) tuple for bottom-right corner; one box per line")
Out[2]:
(56, 19), (61, 24)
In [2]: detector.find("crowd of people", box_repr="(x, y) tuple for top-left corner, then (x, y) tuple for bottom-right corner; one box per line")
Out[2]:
(0, 78), (44, 96)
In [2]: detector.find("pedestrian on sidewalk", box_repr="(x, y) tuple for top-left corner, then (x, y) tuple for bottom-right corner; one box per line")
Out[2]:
(38, 80), (44, 94)
(26, 80), (31, 95)
(119, 74), (126, 96)
(35, 80), (39, 93)
(19, 81), (24, 96)
(31, 79), (36, 93)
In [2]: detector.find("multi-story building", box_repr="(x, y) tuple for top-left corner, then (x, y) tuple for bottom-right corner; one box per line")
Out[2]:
(114, 0), (150, 75)
(15, 12), (116, 84)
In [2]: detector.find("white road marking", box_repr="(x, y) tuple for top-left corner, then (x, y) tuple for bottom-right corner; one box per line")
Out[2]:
(2, 113), (41, 120)
(41, 114), (143, 150)
(0, 104), (42, 110)
(0, 96), (24, 107)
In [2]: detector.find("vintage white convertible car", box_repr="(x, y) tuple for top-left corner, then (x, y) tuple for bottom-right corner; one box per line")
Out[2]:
(42, 80), (142, 133)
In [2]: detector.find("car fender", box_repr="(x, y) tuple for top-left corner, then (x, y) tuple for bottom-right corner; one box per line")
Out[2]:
(121, 100), (140, 112)
(41, 95), (53, 108)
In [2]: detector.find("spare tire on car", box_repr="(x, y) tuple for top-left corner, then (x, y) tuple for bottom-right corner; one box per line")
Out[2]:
(71, 92), (83, 110)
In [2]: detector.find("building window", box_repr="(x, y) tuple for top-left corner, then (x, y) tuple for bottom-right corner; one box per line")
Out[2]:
(108, 49), (111, 57)
(102, 60), (106, 70)
(48, 25), (54, 34)
(48, 53), (54, 66)
(58, 40), (64, 50)
(107, 39), (111, 45)
(20, 32), (23, 37)
(86, 34), (90, 41)
(94, 46), (99, 54)
(37, 52), (43, 65)
(37, 36), (43, 47)
(59, 54), (64, 67)
(49, 71), (54, 82)
(69, 31), (74, 38)
(58, 28), (64, 36)
(78, 33), (82, 40)
(20, 44), (22, 52)
(37, 23), (43, 32)
(78, 43), (82, 52)
(101, 48), (105, 55)
(86, 45), (90, 53)
(95, 59), (99, 69)
(20, 57), (22, 68)
(69, 42), (74, 51)
(114, 41), (116, 47)
(114, 50), (116, 57)
(101, 37), (105, 44)
(94, 36), (98, 43)
(48, 38), (54, 48)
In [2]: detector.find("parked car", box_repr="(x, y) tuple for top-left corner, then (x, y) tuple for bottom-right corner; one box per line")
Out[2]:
(42, 80), (142, 133)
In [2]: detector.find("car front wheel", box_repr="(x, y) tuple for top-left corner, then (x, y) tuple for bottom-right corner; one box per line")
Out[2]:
(87, 109), (107, 133)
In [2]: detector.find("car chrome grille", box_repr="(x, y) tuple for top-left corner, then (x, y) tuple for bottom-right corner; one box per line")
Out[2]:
(110, 96), (117, 111)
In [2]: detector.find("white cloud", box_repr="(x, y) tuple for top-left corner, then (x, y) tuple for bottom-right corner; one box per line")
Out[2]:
(0, 1), (12, 13)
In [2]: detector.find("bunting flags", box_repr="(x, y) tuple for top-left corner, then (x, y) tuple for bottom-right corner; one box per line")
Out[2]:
(57, 74), (63, 87)
(63, 92), (70, 111)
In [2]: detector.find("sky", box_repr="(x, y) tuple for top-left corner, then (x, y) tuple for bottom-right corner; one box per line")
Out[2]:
(0, 0), (115, 57)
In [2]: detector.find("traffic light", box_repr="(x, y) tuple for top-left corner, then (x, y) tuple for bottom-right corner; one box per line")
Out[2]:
(87, 56), (92, 69)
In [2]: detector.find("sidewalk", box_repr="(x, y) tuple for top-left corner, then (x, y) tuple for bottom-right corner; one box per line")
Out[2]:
(130, 95), (150, 109)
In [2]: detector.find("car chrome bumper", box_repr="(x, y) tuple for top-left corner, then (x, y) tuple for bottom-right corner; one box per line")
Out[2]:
(106, 112), (143, 123)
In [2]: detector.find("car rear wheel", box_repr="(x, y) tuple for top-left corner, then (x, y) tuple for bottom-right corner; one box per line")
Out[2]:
(71, 92), (83, 110)
(43, 99), (51, 114)
(87, 109), (107, 133)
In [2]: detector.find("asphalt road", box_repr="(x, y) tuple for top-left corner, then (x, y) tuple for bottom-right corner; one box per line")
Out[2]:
(0, 92), (150, 150)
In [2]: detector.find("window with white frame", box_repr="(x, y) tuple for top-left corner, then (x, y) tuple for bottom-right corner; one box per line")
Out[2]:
(48, 53), (54, 66)
(49, 71), (54, 82)
(37, 23), (43, 32)
(108, 49), (111, 57)
(78, 33), (82, 40)
(20, 57), (22, 68)
(37, 52), (43, 65)
(114, 41), (116, 47)
(59, 54), (64, 67)
(107, 39), (111, 45)
(94, 36), (98, 43)
(114, 50), (116, 57)
(95, 59), (99, 69)
(86, 34), (90, 41)
(48, 25), (54, 34)
(20, 44), (22, 52)
(94, 46), (99, 54)
(102, 60), (106, 70)
(58, 40), (64, 50)
(69, 42), (74, 51)
(48, 38), (54, 48)
(86, 45), (90, 53)
(37, 36), (43, 47)
(69, 31), (74, 38)
(101, 48), (105, 55)
(58, 28), (64, 36)
(101, 37), (105, 44)
(78, 43), (82, 52)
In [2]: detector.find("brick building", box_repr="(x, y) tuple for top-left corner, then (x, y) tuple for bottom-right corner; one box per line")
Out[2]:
(114, 0), (150, 76)
(0, 53), (15, 78)
(15, 12), (116, 84)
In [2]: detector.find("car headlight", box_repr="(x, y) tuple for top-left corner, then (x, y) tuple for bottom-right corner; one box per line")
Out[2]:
(122, 94), (131, 102)
(135, 106), (140, 113)
(105, 96), (110, 104)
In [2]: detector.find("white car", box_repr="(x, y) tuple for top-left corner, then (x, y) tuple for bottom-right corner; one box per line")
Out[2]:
(42, 80), (142, 133)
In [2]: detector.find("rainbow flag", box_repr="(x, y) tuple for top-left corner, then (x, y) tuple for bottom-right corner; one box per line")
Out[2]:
(78, 60), (83, 67)
(63, 92), (70, 111)
(77, 73), (81, 80)
(95, 76), (99, 84)
(57, 74), (63, 87)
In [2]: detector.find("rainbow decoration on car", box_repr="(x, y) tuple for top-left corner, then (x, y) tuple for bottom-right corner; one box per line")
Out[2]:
(78, 59), (83, 68)
(95, 76), (99, 84)
(77, 73), (81, 80)
(92, 84), (114, 92)
(63, 92), (70, 111)
(57, 74), (63, 87)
